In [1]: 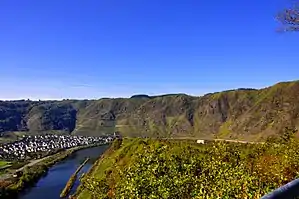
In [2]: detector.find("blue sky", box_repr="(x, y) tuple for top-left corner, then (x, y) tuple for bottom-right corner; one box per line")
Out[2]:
(0, 0), (298, 100)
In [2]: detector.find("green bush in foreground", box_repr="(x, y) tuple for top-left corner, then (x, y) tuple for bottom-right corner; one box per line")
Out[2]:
(79, 137), (299, 199)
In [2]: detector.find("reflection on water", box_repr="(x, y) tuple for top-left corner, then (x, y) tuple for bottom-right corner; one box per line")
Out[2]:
(18, 145), (109, 199)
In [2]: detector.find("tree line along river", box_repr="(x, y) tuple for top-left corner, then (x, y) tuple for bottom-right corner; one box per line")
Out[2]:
(17, 145), (109, 199)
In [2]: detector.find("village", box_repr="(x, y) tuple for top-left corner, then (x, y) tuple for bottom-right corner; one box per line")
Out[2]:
(0, 134), (116, 160)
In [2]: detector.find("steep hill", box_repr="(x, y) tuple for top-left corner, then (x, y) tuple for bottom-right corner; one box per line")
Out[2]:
(74, 138), (299, 198)
(1, 80), (299, 141)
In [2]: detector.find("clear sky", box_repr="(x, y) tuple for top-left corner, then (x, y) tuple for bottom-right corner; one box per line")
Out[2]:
(0, 0), (298, 100)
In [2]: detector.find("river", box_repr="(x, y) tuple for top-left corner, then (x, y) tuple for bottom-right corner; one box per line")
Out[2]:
(18, 145), (109, 199)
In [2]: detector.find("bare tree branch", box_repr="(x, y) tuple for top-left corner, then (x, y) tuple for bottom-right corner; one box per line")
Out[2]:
(277, 2), (299, 31)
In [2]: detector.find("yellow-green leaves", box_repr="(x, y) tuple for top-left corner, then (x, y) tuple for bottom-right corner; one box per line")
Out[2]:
(82, 139), (299, 198)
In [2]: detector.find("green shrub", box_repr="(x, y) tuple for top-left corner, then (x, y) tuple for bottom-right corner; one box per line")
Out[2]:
(80, 139), (299, 199)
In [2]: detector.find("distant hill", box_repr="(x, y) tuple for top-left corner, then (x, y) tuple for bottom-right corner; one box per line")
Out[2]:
(130, 94), (151, 99)
(1, 80), (299, 141)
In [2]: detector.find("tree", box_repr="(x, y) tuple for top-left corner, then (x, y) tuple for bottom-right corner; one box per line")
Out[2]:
(281, 126), (297, 143)
(277, 1), (299, 31)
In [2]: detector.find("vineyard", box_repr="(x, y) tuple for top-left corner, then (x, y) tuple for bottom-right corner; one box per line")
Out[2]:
(76, 134), (299, 199)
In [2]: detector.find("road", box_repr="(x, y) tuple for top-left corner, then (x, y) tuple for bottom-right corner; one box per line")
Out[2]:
(0, 156), (53, 181)
(15, 155), (52, 172)
(212, 138), (264, 144)
(0, 146), (90, 181)
(157, 137), (265, 144)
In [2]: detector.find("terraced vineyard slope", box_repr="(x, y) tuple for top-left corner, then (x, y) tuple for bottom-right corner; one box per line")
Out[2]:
(74, 137), (299, 199)
(1, 80), (299, 141)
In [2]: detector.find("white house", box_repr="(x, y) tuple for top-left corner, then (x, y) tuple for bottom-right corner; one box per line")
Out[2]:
(196, 140), (205, 144)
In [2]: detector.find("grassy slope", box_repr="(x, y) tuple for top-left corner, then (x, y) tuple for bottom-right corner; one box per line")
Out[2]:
(0, 161), (10, 168)
(75, 139), (141, 199)
(75, 138), (299, 199)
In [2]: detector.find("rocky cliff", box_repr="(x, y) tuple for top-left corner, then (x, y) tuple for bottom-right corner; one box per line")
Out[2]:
(1, 80), (299, 141)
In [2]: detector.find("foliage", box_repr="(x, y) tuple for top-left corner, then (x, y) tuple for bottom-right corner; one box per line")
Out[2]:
(0, 164), (48, 198)
(78, 138), (299, 199)
(0, 148), (76, 198)
(0, 101), (76, 133)
(277, 1), (299, 31)
(0, 161), (10, 168)
(281, 127), (298, 143)
(111, 138), (123, 150)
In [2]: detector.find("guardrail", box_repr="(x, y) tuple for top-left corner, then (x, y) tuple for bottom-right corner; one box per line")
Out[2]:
(260, 178), (299, 199)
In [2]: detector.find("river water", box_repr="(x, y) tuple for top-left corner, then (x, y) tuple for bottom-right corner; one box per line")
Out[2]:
(18, 145), (109, 199)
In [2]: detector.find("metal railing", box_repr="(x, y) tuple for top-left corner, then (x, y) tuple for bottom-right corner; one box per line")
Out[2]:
(260, 178), (299, 199)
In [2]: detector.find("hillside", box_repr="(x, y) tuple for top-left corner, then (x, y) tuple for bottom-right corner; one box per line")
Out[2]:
(1, 80), (299, 141)
(73, 138), (299, 198)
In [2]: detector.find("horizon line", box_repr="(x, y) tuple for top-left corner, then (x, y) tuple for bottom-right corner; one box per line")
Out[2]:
(1, 79), (297, 101)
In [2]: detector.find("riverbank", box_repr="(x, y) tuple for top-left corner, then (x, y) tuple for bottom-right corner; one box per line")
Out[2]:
(71, 139), (121, 198)
(0, 143), (108, 199)
(60, 158), (89, 198)
(18, 145), (110, 199)
(0, 149), (73, 198)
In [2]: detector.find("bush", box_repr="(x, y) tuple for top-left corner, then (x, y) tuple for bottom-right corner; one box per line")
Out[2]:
(111, 138), (122, 150)
(80, 139), (299, 199)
